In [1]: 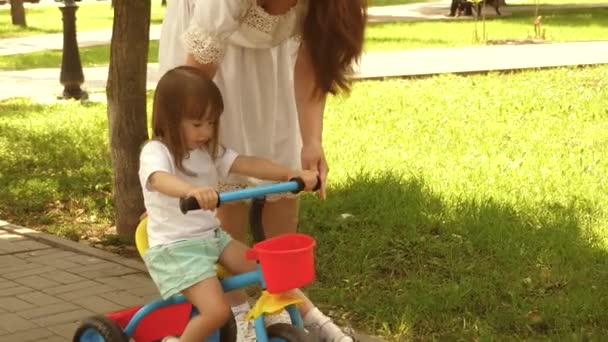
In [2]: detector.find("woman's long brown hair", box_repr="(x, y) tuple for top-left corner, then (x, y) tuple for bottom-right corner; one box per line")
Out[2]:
(302, 0), (368, 96)
(151, 66), (224, 175)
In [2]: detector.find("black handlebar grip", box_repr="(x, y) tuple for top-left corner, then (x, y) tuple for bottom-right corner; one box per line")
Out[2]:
(289, 177), (306, 194)
(180, 191), (221, 214)
(179, 197), (200, 214)
(288, 176), (322, 194)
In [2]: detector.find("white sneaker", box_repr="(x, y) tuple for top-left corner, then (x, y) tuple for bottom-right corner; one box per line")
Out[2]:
(264, 309), (292, 326)
(304, 308), (354, 342)
(161, 337), (180, 342)
(306, 321), (354, 342)
(234, 311), (257, 342)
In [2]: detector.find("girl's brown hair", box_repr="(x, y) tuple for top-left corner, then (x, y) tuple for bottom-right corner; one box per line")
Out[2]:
(303, 0), (368, 96)
(151, 65), (224, 174)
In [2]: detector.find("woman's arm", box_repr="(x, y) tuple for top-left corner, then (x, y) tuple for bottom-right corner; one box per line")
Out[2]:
(294, 41), (329, 198)
(230, 156), (294, 182)
(230, 155), (319, 190)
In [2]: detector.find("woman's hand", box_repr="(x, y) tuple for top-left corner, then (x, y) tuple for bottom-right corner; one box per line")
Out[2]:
(301, 141), (329, 199)
(288, 169), (320, 192)
(186, 187), (218, 211)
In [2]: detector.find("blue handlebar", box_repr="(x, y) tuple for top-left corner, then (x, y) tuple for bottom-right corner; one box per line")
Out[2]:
(219, 181), (301, 203)
(180, 179), (305, 214)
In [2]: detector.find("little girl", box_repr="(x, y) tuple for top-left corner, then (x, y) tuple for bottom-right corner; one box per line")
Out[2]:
(139, 65), (354, 342)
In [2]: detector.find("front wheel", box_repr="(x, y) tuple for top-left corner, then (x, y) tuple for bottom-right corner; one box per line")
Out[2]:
(267, 323), (312, 342)
(73, 315), (128, 342)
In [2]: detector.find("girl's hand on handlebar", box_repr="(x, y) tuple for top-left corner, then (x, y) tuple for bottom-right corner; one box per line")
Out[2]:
(289, 170), (319, 191)
(186, 187), (218, 211)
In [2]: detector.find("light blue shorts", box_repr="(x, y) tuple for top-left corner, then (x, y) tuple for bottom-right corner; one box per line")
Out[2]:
(142, 229), (233, 299)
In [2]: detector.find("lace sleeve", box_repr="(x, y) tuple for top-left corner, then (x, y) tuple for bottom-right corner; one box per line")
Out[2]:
(181, 0), (252, 65)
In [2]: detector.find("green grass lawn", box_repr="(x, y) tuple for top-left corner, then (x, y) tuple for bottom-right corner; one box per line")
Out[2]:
(0, 2), (165, 39)
(0, 8), (605, 70)
(2, 65), (607, 340)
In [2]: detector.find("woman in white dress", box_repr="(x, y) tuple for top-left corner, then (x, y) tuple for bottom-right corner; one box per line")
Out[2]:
(159, 0), (367, 341)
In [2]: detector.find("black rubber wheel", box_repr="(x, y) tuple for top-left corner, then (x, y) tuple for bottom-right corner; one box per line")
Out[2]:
(267, 323), (312, 342)
(72, 315), (128, 342)
(219, 310), (238, 342)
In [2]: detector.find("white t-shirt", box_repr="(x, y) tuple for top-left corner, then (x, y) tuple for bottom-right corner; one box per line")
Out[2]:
(138, 140), (238, 247)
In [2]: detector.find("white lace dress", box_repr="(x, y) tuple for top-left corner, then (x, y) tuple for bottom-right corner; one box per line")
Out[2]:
(159, 0), (307, 188)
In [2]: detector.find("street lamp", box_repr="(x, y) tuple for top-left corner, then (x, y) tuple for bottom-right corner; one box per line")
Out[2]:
(59, 0), (87, 100)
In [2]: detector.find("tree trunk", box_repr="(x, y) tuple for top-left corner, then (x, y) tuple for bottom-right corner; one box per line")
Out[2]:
(106, 0), (151, 240)
(10, 0), (27, 27)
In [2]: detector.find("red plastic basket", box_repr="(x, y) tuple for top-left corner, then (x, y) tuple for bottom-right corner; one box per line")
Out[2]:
(246, 233), (316, 293)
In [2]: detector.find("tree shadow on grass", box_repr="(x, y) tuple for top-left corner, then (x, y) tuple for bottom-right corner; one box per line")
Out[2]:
(299, 173), (608, 340)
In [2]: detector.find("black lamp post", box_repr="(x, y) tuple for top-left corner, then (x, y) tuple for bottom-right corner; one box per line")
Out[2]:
(59, 0), (87, 100)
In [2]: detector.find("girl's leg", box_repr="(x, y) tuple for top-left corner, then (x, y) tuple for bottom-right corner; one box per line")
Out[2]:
(180, 277), (231, 342)
(215, 201), (251, 306)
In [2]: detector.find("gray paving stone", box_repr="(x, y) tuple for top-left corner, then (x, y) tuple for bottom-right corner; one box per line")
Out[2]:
(37, 336), (69, 342)
(0, 231), (23, 241)
(32, 257), (83, 270)
(13, 247), (66, 258)
(11, 239), (50, 252)
(125, 282), (160, 297)
(0, 312), (38, 333)
(0, 296), (35, 312)
(0, 235), (49, 254)
(40, 270), (87, 284)
(69, 255), (106, 266)
(17, 302), (79, 319)
(0, 279), (19, 290)
(1, 285), (36, 296)
(0, 254), (26, 266)
(22, 249), (79, 261)
(47, 321), (79, 339)
(17, 291), (63, 306)
(0, 327), (56, 342)
(44, 280), (102, 295)
(97, 274), (151, 290)
(100, 290), (149, 308)
(76, 295), (125, 314)
(32, 309), (94, 327)
(2, 263), (51, 278)
(14, 275), (62, 290)
(57, 284), (115, 301)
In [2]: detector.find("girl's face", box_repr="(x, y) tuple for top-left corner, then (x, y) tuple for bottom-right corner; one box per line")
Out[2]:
(180, 117), (217, 150)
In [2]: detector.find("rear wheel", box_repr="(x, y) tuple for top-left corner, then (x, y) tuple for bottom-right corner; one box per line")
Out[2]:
(73, 315), (128, 342)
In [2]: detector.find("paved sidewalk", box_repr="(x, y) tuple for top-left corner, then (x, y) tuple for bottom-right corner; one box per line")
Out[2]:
(1, 40), (607, 101)
(0, 220), (158, 342)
